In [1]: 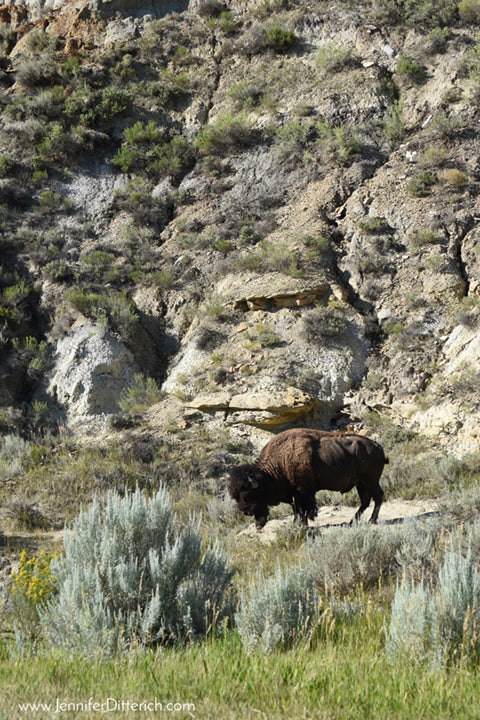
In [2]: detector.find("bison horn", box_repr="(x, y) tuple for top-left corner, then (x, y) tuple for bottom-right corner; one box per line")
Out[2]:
(248, 475), (259, 489)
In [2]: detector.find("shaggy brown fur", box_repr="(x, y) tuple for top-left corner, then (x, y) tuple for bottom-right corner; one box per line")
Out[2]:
(228, 428), (388, 529)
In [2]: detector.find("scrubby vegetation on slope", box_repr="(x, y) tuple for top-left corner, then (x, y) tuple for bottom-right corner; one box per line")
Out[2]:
(1, 0), (480, 715)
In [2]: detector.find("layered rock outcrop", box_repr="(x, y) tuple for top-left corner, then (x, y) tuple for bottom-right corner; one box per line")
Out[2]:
(1, 0), (479, 456)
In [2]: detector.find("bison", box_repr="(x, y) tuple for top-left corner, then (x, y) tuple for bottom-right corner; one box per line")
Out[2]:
(228, 428), (388, 529)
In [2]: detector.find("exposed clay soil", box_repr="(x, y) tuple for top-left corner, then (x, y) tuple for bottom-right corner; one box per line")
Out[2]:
(239, 499), (439, 543)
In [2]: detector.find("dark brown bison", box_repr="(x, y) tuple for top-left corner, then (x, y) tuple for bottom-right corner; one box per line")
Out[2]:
(228, 428), (388, 529)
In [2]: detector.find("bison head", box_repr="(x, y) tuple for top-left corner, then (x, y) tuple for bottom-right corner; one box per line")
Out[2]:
(228, 463), (270, 529)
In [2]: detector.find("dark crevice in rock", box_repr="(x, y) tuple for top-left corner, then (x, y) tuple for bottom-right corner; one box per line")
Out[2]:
(202, 25), (222, 127)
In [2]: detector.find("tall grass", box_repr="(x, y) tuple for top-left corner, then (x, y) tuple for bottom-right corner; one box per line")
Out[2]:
(2, 615), (480, 720)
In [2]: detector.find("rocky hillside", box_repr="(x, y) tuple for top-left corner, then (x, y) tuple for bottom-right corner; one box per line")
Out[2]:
(1, 0), (480, 488)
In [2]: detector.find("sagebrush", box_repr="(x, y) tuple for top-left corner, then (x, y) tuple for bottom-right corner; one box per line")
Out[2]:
(40, 486), (236, 656)
(387, 537), (480, 667)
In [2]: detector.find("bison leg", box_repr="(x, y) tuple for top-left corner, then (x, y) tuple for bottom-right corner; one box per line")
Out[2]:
(254, 506), (270, 529)
(306, 496), (318, 521)
(292, 492), (317, 526)
(369, 486), (384, 524)
(351, 482), (372, 525)
(351, 481), (384, 525)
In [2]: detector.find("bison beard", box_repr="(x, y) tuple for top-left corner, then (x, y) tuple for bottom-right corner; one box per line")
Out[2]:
(228, 428), (388, 529)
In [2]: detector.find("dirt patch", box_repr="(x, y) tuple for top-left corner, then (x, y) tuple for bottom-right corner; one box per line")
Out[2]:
(0, 530), (65, 557)
(239, 499), (439, 544)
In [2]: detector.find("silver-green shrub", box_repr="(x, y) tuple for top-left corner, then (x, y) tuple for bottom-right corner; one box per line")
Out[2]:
(0, 434), (33, 479)
(439, 484), (480, 528)
(386, 577), (438, 666)
(452, 518), (480, 566)
(304, 520), (438, 595)
(41, 486), (236, 656)
(386, 540), (480, 667)
(235, 565), (320, 653)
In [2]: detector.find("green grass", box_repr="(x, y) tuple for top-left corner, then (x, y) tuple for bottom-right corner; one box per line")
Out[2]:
(2, 433), (480, 718)
(2, 612), (480, 719)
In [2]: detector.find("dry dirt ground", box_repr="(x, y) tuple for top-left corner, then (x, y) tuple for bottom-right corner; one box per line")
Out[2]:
(239, 499), (440, 543)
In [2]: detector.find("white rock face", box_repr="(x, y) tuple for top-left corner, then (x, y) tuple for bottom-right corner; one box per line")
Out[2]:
(162, 290), (368, 427)
(61, 160), (126, 235)
(47, 322), (138, 423)
(443, 323), (480, 375)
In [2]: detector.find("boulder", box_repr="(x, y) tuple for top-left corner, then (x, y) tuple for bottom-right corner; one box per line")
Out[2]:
(46, 322), (138, 428)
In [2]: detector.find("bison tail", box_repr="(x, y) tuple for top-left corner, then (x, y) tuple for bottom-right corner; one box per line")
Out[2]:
(384, 455), (390, 464)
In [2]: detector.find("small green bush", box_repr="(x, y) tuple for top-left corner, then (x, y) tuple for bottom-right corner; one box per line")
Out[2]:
(0, 155), (13, 178)
(453, 298), (480, 330)
(66, 288), (138, 337)
(9, 550), (58, 645)
(243, 322), (282, 350)
(260, 242), (303, 277)
(227, 81), (264, 111)
(0, 435), (33, 480)
(371, 0), (457, 28)
(383, 101), (406, 145)
(218, 10), (237, 34)
(420, 146), (448, 168)
(273, 120), (309, 161)
(317, 121), (363, 166)
(302, 304), (349, 344)
(395, 54), (427, 84)
(408, 229), (439, 253)
(459, 0), (480, 23)
(17, 52), (58, 88)
(141, 70), (190, 107)
(65, 289), (101, 316)
(302, 234), (330, 254)
(263, 26), (295, 52)
(357, 216), (390, 235)
(25, 29), (56, 53)
(113, 121), (192, 179)
(41, 486), (236, 656)
(195, 111), (257, 155)
(406, 170), (438, 197)
(427, 111), (460, 143)
(34, 189), (63, 214)
(119, 373), (164, 413)
(316, 43), (356, 74)
(10, 335), (49, 377)
(65, 85), (131, 128)
(34, 122), (85, 166)
(97, 85), (132, 123)
(25, 86), (64, 120)
(427, 26), (451, 52)
(236, 252), (262, 272)
(81, 250), (115, 278)
(197, 0), (225, 17)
